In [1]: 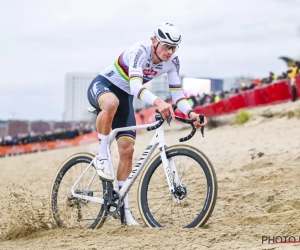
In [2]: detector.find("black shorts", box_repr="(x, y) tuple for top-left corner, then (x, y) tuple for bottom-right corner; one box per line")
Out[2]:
(87, 75), (136, 142)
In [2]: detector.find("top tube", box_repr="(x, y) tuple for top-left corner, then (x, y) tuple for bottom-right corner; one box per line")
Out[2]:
(109, 119), (161, 139)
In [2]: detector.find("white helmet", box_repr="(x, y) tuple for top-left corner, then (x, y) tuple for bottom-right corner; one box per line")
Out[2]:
(153, 23), (181, 46)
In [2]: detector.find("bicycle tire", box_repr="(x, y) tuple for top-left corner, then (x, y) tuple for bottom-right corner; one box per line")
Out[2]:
(138, 145), (218, 228)
(50, 152), (107, 229)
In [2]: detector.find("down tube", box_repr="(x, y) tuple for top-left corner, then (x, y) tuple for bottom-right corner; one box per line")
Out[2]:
(119, 140), (158, 199)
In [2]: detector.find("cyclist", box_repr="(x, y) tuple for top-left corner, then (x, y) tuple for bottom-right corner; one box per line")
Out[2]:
(87, 23), (207, 226)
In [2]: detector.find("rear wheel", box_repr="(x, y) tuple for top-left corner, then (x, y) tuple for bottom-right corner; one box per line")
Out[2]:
(138, 145), (218, 228)
(50, 152), (107, 229)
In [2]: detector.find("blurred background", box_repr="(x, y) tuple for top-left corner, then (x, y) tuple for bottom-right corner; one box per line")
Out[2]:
(0, 0), (299, 149)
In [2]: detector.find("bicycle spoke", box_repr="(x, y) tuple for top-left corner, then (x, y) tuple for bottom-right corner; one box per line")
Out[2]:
(148, 190), (171, 209)
(157, 197), (172, 222)
(151, 196), (172, 218)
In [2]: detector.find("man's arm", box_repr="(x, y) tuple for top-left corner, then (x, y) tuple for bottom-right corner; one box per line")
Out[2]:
(168, 56), (194, 118)
(168, 56), (207, 127)
(128, 45), (158, 105)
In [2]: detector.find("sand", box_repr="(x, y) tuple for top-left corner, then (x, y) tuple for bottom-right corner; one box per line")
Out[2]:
(1, 100), (300, 250)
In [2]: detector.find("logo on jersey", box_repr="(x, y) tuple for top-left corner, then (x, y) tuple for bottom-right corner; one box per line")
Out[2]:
(133, 49), (143, 68)
(156, 64), (163, 70)
(143, 69), (157, 76)
(105, 70), (115, 77)
(140, 45), (147, 52)
(172, 56), (180, 76)
(92, 82), (101, 97)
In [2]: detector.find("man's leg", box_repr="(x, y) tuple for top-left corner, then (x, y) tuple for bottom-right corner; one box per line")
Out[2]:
(117, 137), (134, 205)
(96, 93), (119, 156)
(94, 93), (119, 180)
(116, 137), (140, 226)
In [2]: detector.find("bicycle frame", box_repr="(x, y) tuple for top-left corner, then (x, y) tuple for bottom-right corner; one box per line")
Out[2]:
(70, 118), (181, 205)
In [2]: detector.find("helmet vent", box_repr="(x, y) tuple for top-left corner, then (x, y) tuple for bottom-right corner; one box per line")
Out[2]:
(158, 29), (167, 39)
(166, 33), (181, 43)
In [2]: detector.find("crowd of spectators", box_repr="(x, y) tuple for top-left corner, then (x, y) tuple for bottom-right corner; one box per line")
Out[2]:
(0, 123), (96, 146)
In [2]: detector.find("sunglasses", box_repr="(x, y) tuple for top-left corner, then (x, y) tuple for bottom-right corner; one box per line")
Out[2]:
(160, 43), (179, 52)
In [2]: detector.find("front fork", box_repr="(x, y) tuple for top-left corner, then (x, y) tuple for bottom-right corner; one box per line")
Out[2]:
(159, 143), (182, 194)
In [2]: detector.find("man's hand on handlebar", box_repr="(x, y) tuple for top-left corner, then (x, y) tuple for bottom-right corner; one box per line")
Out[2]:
(154, 98), (175, 121)
(147, 103), (206, 139)
(189, 112), (207, 129)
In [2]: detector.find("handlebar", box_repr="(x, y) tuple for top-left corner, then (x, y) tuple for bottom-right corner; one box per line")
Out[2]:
(146, 116), (164, 131)
(146, 104), (205, 142)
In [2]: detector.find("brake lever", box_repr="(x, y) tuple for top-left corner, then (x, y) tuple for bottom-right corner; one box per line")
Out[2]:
(199, 114), (205, 137)
(166, 115), (172, 126)
(156, 104), (177, 126)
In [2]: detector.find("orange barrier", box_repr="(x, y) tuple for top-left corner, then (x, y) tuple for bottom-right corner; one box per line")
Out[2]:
(0, 132), (98, 157)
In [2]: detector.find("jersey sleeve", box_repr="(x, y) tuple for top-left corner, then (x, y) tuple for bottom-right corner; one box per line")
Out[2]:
(128, 44), (158, 105)
(168, 56), (192, 116)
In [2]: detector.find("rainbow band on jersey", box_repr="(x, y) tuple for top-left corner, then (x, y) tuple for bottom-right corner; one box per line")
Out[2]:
(97, 92), (115, 105)
(137, 88), (148, 100)
(129, 75), (143, 81)
(169, 84), (182, 91)
(176, 97), (187, 106)
(114, 54), (129, 82)
(175, 97), (192, 116)
(168, 82), (192, 115)
(116, 133), (136, 142)
(115, 53), (150, 84)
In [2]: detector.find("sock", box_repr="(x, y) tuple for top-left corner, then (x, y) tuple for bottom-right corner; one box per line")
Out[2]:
(118, 181), (129, 209)
(98, 134), (109, 159)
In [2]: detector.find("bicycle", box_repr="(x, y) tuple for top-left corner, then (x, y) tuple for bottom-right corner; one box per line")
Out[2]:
(50, 105), (218, 228)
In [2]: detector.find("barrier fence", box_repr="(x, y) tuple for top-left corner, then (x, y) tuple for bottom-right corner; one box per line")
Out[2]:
(1, 75), (299, 157)
(0, 132), (98, 157)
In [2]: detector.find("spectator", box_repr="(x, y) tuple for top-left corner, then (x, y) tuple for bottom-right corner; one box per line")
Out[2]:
(288, 62), (299, 102)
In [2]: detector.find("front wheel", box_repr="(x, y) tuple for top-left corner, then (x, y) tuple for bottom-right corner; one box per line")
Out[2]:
(138, 145), (218, 228)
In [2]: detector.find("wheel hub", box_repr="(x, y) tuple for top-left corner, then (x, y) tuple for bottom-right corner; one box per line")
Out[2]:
(172, 184), (187, 202)
(67, 189), (93, 207)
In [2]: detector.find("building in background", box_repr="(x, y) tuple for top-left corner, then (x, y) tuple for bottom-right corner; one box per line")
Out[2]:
(0, 121), (7, 137)
(182, 77), (224, 97)
(64, 72), (99, 122)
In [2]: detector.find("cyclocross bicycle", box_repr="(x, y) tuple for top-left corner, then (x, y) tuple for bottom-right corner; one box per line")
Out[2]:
(50, 105), (218, 228)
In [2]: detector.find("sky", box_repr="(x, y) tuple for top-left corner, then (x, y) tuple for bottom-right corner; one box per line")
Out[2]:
(0, 0), (299, 121)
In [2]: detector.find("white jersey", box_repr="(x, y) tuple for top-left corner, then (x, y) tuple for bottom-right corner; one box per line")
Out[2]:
(100, 41), (191, 115)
